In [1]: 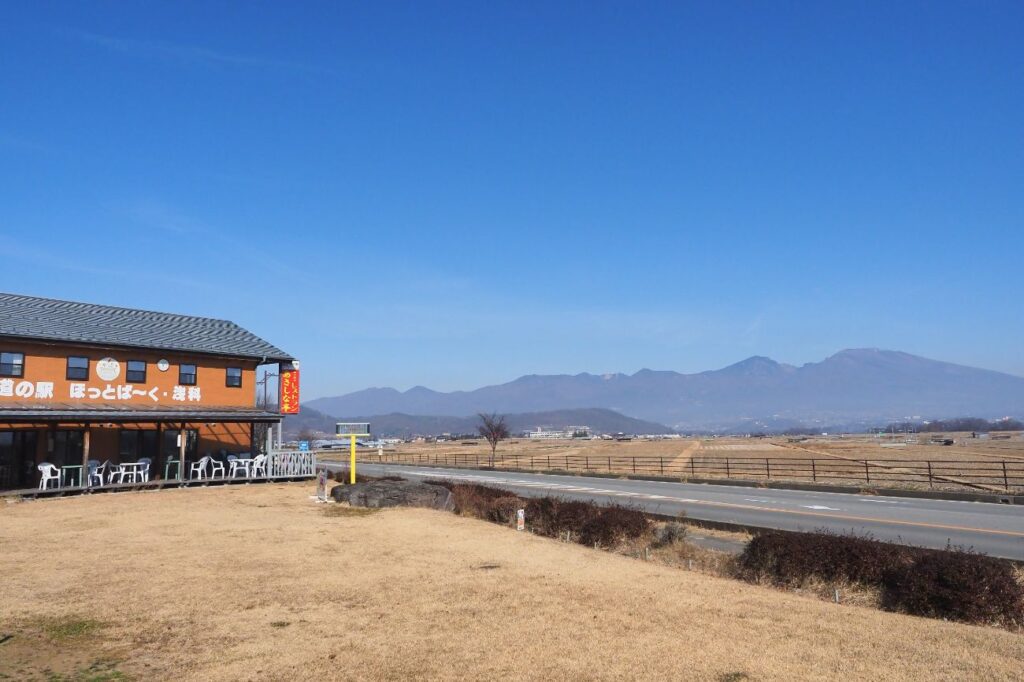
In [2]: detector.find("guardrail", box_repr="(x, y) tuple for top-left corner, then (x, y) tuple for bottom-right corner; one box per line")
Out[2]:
(354, 452), (1024, 493)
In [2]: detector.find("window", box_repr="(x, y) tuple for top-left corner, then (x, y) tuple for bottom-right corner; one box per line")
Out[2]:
(66, 356), (89, 381)
(0, 352), (24, 378)
(119, 429), (158, 461)
(226, 367), (242, 388)
(179, 363), (197, 386)
(126, 360), (147, 384)
(52, 430), (84, 467)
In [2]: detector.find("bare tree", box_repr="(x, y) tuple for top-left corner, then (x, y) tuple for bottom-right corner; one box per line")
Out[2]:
(478, 413), (510, 467)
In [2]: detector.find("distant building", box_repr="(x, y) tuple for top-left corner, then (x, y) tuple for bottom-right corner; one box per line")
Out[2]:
(526, 426), (590, 440)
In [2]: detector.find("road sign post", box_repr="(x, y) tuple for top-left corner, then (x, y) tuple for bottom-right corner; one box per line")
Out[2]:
(350, 434), (357, 484)
(336, 423), (371, 485)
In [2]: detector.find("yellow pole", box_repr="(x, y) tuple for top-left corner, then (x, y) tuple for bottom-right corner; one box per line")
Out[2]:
(350, 434), (357, 484)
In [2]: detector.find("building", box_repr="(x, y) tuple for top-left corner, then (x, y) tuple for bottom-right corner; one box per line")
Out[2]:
(526, 426), (591, 440)
(0, 293), (296, 491)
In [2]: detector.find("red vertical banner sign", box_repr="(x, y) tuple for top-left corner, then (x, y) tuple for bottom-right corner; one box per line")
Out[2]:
(279, 361), (300, 414)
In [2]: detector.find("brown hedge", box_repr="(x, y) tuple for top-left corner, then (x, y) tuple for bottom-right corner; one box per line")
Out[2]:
(738, 531), (915, 586)
(739, 530), (1024, 627)
(432, 482), (649, 546)
(881, 550), (1024, 627)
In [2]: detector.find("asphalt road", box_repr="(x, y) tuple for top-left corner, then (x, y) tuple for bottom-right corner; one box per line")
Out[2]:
(326, 462), (1024, 560)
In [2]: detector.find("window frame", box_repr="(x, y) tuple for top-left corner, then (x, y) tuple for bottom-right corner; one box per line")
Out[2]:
(0, 352), (24, 378)
(126, 360), (147, 384)
(66, 355), (90, 381)
(179, 363), (197, 386)
(225, 367), (242, 388)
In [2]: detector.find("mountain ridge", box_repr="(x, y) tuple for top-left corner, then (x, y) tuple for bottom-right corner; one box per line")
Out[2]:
(305, 349), (1024, 429)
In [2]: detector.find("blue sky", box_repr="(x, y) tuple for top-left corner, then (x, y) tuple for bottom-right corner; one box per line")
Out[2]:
(1, 2), (1022, 399)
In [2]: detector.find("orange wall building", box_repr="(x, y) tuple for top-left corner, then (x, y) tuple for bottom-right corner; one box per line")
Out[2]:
(0, 293), (295, 490)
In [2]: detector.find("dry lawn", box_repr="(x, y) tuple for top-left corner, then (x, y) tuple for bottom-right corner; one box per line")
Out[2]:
(2, 483), (1023, 681)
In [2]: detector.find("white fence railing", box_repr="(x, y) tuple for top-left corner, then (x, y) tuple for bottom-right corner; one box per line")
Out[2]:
(267, 451), (317, 478)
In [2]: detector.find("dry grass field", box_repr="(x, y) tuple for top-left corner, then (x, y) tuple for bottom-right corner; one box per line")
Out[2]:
(369, 434), (1024, 492)
(3, 483), (1024, 680)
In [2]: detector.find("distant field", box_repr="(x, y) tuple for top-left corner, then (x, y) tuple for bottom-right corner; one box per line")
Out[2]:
(362, 433), (1024, 493)
(3, 484), (1022, 680)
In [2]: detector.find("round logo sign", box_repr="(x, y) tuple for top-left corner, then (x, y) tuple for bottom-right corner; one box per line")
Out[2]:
(157, 359), (170, 372)
(96, 358), (121, 382)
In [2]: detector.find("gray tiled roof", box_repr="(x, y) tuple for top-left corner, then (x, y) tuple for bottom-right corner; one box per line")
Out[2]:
(0, 293), (293, 362)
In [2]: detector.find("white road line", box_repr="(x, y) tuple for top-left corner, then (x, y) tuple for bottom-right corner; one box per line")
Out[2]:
(801, 505), (840, 511)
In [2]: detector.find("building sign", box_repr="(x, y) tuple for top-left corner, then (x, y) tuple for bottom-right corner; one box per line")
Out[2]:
(280, 362), (300, 414)
(96, 357), (121, 382)
(0, 379), (200, 403)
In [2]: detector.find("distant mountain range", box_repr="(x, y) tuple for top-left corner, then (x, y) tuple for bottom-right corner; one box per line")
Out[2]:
(304, 349), (1024, 430)
(284, 407), (670, 439)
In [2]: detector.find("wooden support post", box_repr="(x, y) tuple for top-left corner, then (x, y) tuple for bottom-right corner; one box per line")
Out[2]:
(81, 427), (91, 488)
(157, 422), (163, 480)
(178, 422), (187, 481)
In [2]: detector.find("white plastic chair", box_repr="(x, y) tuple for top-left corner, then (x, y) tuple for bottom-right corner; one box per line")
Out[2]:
(227, 454), (245, 478)
(100, 460), (119, 484)
(38, 463), (60, 490)
(87, 459), (102, 487)
(210, 457), (225, 478)
(137, 458), (152, 482)
(250, 454), (267, 478)
(190, 455), (211, 480)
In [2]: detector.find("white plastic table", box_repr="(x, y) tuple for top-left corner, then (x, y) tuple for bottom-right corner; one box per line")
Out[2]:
(114, 462), (146, 483)
(229, 458), (254, 478)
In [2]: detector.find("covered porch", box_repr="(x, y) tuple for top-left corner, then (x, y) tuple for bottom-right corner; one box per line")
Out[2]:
(0, 405), (315, 496)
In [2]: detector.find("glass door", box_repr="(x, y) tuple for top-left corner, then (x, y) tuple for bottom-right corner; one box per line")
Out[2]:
(0, 430), (38, 490)
(161, 429), (198, 479)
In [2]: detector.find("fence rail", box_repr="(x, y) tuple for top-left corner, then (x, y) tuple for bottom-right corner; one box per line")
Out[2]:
(354, 452), (1024, 493)
(267, 451), (317, 478)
